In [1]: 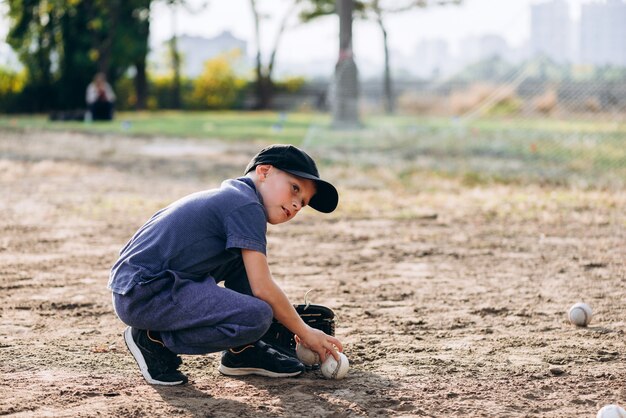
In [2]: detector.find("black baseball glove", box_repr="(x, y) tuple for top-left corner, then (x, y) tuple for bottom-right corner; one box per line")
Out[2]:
(263, 302), (336, 358)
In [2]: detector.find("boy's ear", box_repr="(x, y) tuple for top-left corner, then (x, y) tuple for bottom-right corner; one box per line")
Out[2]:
(255, 164), (272, 179)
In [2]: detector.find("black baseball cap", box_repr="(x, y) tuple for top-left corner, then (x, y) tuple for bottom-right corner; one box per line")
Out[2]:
(245, 144), (338, 213)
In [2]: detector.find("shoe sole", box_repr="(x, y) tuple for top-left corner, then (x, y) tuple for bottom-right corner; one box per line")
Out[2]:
(218, 364), (303, 378)
(123, 327), (185, 386)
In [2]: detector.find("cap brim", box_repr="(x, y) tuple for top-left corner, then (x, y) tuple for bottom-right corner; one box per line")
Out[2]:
(282, 169), (338, 213)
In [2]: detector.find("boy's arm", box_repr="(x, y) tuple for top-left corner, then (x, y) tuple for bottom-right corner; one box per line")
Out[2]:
(242, 248), (343, 361)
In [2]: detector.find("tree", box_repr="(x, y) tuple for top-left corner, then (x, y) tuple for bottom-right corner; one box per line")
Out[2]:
(249, 0), (302, 109)
(333, 0), (360, 127)
(163, 1), (209, 109)
(168, 2), (182, 109)
(368, 0), (462, 113)
(6, 0), (63, 110)
(112, 0), (152, 110)
(303, 0), (462, 114)
(191, 51), (246, 109)
(5, 0), (156, 111)
(57, 1), (120, 109)
(371, 0), (391, 113)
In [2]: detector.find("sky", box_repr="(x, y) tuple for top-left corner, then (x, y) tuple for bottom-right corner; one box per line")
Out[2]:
(148, 0), (587, 65)
(1, 0), (589, 70)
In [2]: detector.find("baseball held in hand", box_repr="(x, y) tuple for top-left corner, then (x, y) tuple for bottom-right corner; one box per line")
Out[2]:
(568, 302), (592, 327)
(321, 352), (349, 379)
(296, 343), (320, 366)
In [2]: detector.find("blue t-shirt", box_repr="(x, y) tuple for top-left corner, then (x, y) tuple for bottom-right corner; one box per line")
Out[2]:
(108, 177), (267, 295)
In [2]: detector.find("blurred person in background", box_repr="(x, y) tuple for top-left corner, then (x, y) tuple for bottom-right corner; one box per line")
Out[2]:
(86, 72), (116, 121)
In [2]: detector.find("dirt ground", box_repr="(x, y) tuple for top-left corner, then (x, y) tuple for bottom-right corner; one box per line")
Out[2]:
(1, 128), (625, 417)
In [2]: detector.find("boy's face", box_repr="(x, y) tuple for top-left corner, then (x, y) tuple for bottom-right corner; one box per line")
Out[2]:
(257, 166), (316, 224)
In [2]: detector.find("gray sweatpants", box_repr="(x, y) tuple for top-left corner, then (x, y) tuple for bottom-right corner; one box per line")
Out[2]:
(112, 257), (273, 355)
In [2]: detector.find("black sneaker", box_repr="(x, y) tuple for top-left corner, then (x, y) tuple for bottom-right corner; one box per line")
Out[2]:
(123, 327), (188, 385)
(218, 340), (305, 378)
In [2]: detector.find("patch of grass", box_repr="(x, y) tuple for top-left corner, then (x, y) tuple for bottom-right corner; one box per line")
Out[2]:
(302, 116), (626, 189)
(1, 111), (624, 189)
(0, 111), (330, 145)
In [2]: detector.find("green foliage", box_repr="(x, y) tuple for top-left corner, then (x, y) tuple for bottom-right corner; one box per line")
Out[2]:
(592, 65), (626, 82)
(190, 53), (247, 110)
(452, 56), (518, 82)
(0, 67), (27, 111)
(299, 0), (366, 21)
(113, 77), (136, 111)
(274, 76), (306, 93)
(453, 56), (626, 84)
(149, 74), (194, 110)
(113, 73), (196, 111)
(5, 0), (61, 110)
(485, 95), (522, 117)
(4, 0), (153, 111)
(0, 68), (26, 95)
(300, 1), (460, 22)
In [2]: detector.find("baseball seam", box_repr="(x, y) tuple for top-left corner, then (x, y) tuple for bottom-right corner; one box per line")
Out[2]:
(332, 356), (341, 379)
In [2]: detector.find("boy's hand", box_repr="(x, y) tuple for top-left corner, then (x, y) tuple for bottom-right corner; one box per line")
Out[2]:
(297, 326), (343, 362)
(243, 249), (341, 360)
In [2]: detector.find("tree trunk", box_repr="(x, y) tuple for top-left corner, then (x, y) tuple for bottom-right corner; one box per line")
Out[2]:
(36, 46), (53, 111)
(170, 37), (181, 109)
(249, 0), (268, 109)
(97, 0), (121, 74)
(134, 3), (151, 110)
(332, 0), (360, 128)
(170, 4), (181, 109)
(134, 58), (148, 110)
(58, 2), (96, 110)
(376, 11), (394, 114)
(257, 76), (273, 110)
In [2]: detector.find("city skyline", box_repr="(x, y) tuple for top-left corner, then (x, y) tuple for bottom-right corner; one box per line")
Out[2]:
(1, 0), (622, 77)
(148, 0), (594, 64)
(148, 0), (625, 79)
(0, 1), (568, 62)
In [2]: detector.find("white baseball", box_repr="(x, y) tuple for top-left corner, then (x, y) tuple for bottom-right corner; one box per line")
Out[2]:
(568, 302), (592, 327)
(321, 352), (349, 380)
(597, 404), (626, 418)
(296, 343), (320, 366)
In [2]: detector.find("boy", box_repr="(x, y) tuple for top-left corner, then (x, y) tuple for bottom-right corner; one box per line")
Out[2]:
(109, 144), (343, 385)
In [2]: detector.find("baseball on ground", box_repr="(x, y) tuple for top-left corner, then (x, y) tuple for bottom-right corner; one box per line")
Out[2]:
(321, 352), (349, 379)
(568, 302), (593, 327)
(296, 343), (320, 366)
(597, 404), (626, 418)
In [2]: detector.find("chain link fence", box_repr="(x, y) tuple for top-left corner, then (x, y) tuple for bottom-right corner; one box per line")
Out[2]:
(296, 63), (626, 190)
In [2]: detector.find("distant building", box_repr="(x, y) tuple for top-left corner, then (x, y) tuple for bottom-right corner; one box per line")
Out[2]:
(580, 0), (626, 66)
(530, 0), (574, 63)
(150, 31), (248, 77)
(413, 39), (451, 78)
(458, 35), (509, 64)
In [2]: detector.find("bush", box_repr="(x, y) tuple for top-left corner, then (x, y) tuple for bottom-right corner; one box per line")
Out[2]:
(533, 88), (558, 115)
(151, 74), (194, 110)
(190, 53), (246, 110)
(0, 68), (26, 112)
(275, 76), (306, 93)
(485, 86), (522, 116)
(449, 83), (495, 115)
(114, 77), (136, 111)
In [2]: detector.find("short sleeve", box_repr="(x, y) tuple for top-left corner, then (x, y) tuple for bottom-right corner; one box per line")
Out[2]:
(224, 203), (267, 254)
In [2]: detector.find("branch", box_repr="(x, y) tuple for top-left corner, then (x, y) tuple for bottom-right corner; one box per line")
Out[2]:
(267, 1), (300, 78)
(299, 0), (367, 22)
(382, 0), (462, 14)
(249, 0), (263, 79)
